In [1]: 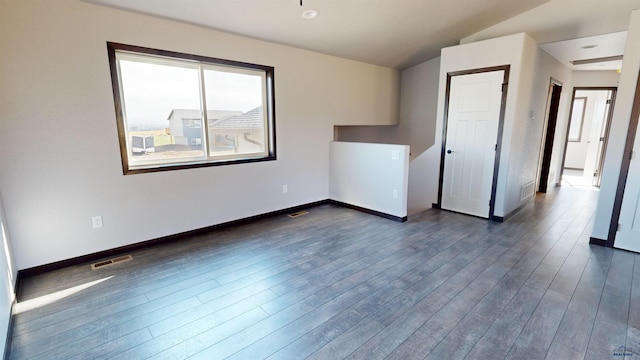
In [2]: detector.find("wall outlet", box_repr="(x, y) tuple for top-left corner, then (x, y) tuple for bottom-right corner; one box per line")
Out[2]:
(391, 151), (399, 160)
(283, 185), (288, 193)
(392, 189), (398, 199)
(92, 216), (103, 229)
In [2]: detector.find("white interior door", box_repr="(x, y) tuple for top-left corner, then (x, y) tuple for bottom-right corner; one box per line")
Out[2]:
(581, 90), (611, 185)
(442, 70), (504, 218)
(614, 112), (640, 252)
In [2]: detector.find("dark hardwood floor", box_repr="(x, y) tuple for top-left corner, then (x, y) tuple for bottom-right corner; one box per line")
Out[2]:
(8, 187), (637, 359)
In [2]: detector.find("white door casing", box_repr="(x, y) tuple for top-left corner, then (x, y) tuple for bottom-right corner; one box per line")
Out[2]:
(441, 70), (504, 218)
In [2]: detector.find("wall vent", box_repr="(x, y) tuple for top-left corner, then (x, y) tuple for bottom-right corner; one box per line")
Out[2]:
(91, 254), (133, 270)
(521, 181), (536, 201)
(288, 211), (309, 218)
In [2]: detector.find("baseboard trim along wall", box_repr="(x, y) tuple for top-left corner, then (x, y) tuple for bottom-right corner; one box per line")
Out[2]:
(589, 237), (609, 247)
(17, 199), (407, 280)
(493, 200), (533, 223)
(18, 200), (328, 279)
(4, 300), (15, 360)
(329, 200), (408, 223)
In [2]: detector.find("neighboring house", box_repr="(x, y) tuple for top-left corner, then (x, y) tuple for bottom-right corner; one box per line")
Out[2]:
(166, 107), (265, 153)
(210, 106), (265, 154)
(166, 109), (242, 146)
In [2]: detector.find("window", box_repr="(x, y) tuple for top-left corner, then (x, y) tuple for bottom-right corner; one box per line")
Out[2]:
(107, 42), (276, 174)
(568, 97), (586, 142)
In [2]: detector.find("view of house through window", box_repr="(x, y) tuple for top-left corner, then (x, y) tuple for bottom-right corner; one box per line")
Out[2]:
(108, 43), (275, 174)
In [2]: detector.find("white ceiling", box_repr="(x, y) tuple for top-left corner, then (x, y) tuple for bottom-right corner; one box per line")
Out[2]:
(540, 32), (627, 71)
(88, 0), (640, 70)
(462, 0), (640, 71)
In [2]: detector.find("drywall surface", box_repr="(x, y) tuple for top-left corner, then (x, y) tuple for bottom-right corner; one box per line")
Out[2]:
(400, 58), (441, 214)
(458, 1), (640, 46)
(523, 47), (573, 196)
(0, 1), (400, 269)
(436, 33), (573, 217)
(0, 191), (16, 357)
(335, 126), (400, 145)
(335, 57), (441, 215)
(501, 34), (540, 214)
(572, 71), (620, 88)
(337, 34), (574, 218)
(436, 34), (528, 217)
(329, 142), (409, 218)
(437, 33), (525, 217)
(593, 9), (640, 241)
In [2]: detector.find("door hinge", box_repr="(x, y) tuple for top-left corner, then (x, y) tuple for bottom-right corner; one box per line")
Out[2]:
(495, 144), (498, 151)
(607, 99), (613, 104)
(631, 151), (635, 161)
(617, 223), (622, 232)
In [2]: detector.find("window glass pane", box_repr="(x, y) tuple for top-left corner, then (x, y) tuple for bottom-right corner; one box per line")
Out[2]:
(568, 97), (586, 142)
(118, 58), (205, 166)
(108, 43), (276, 174)
(203, 69), (266, 158)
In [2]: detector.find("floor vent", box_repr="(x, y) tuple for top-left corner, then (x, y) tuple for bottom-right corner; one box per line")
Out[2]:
(521, 181), (536, 201)
(91, 254), (133, 270)
(288, 210), (309, 218)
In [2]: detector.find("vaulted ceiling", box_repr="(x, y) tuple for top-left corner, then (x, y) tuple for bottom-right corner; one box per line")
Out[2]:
(88, 0), (640, 70)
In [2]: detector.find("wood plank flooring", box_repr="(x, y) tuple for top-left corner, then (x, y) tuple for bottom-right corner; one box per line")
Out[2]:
(8, 187), (639, 359)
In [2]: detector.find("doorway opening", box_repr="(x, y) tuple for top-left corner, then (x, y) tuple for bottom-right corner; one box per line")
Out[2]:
(560, 87), (617, 190)
(537, 81), (563, 193)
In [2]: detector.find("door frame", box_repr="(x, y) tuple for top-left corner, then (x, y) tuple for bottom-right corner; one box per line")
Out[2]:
(536, 79), (563, 193)
(436, 65), (510, 220)
(558, 86), (617, 187)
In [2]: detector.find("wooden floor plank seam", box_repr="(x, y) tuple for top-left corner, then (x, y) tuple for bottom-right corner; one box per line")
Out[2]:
(9, 188), (630, 360)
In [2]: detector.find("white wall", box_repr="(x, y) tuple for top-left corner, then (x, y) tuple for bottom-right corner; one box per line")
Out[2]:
(400, 58), (442, 214)
(526, 47), (573, 195)
(437, 34), (519, 217)
(329, 142), (409, 219)
(0, 1), (400, 270)
(593, 9), (640, 241)
(336, 34), (575, 219)
(564, 90), (610, 170)
(335, 57), (441, 215)
(435, 33), (573, 217)
(0, 191), (16, 357)
(436, 34), (529, 217)
(572, 71), (620, 87)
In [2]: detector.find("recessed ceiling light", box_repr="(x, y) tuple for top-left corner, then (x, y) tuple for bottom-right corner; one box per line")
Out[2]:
(302, 9), (319, 19)
(580, 44), (598, 49)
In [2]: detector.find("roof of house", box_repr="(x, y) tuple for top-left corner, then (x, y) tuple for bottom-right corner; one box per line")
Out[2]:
(211, 106), (264, 130)
(166, 109), (242, 121)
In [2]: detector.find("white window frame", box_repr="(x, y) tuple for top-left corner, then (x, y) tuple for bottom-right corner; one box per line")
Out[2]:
(107, 42), (276, 174)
